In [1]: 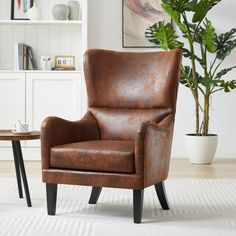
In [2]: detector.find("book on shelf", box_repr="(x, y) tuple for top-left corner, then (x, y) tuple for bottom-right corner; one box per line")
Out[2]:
(14, 43), (23, 70)
(14, 43), (38, 70)
(23, 45), (29, 70)
(27, 46), (38, 70)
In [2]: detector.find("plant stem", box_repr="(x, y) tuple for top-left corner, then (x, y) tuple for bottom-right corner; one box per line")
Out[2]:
(212, 60), (223, 78)
(189, 42), (200, 135)
(209, 57), (217, 74)
(203, 90), (210, 135)
(211, 88), (224, 94)
(199, 41), (211, 136)
(182, 13), (200, 135)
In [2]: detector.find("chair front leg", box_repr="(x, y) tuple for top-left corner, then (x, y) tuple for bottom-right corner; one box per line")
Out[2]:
(154, 182), (169, 210)
(133, 189), (144, 224)
(88, 187), (102, 204)
(46, 183), (58, 215)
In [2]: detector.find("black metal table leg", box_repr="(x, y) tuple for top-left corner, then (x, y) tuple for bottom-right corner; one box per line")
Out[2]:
(13, 141), (32, 207)
(12, 141), (23, 198)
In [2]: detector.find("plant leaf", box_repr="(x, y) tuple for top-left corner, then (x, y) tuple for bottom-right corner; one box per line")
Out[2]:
(162, 0), (197, 12)
(192, 0), (222, 23)
(216, 80), (236, 92)
(145, 23), (160, 45)
(200, 19), (217, 53)
(182, 48), (206, 68)
(180, 65), (192, 87)
(216, 28), (236, 60)
(180, 65), (204, 88)
(161, 3), (188, 33)
(215, 66), (236, 80)
(145, 22), (183, 50)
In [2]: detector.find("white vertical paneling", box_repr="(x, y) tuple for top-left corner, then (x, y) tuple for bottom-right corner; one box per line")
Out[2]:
(12, 25), (25, 70)
(36, 25), (49, 69)
(0, 0), (11, 20)
(71, 24), (82, 70)
(0, 25), (13, 69)
(25, 25), (37, 69)
(48, 25), (61, 65)
(60, 25), (72, 55)
(24, 25), (37, 52)
(0, 25), (3, 68)
(13, 25), (25, 43)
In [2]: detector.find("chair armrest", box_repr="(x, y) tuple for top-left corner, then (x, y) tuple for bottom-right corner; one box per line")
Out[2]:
(41, 111), (100, 169)
(135, 113), (174, 187)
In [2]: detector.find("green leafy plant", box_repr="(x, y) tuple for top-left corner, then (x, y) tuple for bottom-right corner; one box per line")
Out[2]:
(145, 0), (236, 136)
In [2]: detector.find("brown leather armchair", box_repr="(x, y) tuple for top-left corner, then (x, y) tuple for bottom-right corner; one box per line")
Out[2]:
(41, 49), (182, 223)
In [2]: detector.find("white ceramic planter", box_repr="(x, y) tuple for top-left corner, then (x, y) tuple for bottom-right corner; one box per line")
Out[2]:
(185, 134), (218, 164)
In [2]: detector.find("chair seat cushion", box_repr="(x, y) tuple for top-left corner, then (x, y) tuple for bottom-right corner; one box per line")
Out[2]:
(50, 140), (135, 173)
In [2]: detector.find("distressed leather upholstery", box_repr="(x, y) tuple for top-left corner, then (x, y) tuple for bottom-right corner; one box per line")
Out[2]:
(41, 49), (182, 221)
(51, 140), (135, 173)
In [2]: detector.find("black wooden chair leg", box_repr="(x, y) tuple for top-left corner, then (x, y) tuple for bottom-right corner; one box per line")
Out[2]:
(88, 187), (102, 204)
(154, 182), (169, 210)
(133, 189), (144, 224)
(46, 183), (58, 215)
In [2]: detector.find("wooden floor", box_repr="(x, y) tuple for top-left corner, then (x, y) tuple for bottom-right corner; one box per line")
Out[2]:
(0, 158), (236, 178)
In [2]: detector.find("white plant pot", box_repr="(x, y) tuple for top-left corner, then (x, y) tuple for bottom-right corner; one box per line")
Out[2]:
(185, 134), (218, 164)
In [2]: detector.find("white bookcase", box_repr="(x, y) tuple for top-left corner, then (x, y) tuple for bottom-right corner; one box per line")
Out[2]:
(0, 0), (88, 160)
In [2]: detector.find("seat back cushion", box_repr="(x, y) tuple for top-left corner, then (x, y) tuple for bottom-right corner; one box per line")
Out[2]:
(89, 107), (172, 140)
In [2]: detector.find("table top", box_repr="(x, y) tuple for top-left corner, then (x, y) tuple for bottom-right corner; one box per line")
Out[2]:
(0, 130), (40, 141)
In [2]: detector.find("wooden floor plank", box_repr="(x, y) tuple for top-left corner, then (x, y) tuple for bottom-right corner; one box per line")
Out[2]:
(0, 158), (236, 178)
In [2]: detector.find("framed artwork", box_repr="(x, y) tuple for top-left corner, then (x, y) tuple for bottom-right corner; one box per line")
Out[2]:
(11, 0), (33, 20)
(122, 0), (171, 48)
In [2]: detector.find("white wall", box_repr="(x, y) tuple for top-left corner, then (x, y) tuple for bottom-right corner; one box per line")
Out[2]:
(88, 0), (236, 158)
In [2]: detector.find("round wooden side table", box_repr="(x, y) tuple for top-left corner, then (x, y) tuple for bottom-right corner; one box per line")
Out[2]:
(0, 130), (40, 207)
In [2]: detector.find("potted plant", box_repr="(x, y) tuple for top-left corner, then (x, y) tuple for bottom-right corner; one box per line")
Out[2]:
(145, 0), (236, 164)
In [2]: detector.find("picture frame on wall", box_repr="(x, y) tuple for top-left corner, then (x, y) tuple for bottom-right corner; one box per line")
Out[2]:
(11, 0), (33, 20)
(122, 0), (171, 48)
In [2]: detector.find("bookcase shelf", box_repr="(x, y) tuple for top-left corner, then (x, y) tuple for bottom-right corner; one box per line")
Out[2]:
(0, 0), (87, 71)
(0, 0), (88, 142)
(0, 20), (83, 25)
(0, 70), (82, 73)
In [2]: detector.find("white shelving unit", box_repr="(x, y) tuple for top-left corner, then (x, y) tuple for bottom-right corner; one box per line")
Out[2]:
(0, 20), (83, 25)
(0, 0), (87, 71)
(0, 0), (88, 160)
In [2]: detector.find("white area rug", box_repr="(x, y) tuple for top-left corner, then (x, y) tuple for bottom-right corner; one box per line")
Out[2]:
(0, 178), (236, 236)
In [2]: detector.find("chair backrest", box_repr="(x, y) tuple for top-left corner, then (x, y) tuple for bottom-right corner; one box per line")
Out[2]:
(84, 49), (182, 140)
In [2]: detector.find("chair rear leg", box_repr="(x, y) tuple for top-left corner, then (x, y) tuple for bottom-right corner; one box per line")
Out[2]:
(88, 187), (102, 204)
(154, 182), (169, 210)
(133, 189), (144, 224)
(46, 183), (58, 215)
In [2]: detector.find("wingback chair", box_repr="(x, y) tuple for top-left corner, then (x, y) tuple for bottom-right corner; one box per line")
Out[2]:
(41, 49), (182, 223)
